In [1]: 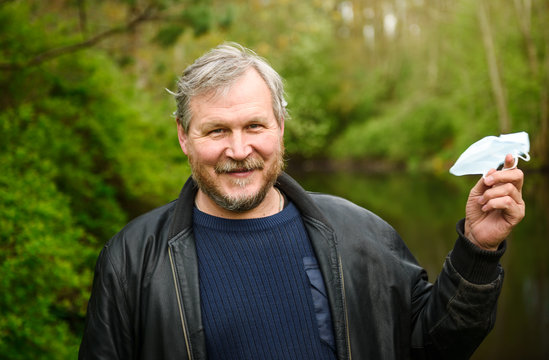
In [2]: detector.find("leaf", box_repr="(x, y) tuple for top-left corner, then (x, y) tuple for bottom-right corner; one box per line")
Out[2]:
(153, 25), (185, 47)
(181, 4), (212, 37)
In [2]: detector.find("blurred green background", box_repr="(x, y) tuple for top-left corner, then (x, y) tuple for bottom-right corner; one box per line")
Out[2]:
(1, 0), (547, 358)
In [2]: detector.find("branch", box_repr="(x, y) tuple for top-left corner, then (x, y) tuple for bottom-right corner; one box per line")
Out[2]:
(0, 5), (157, 71)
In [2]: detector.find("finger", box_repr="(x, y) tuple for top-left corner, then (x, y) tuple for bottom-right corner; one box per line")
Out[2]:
(484, 168), (498, 177)
(484, 167), (524, 190)
(478, 182), (523, 206)
(480, 195), (525, 221)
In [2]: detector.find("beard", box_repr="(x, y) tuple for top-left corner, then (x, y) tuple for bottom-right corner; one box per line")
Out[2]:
(189, 142), (285, 213)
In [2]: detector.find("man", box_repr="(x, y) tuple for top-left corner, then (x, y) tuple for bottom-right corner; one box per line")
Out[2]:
(79, 43), (525, 359)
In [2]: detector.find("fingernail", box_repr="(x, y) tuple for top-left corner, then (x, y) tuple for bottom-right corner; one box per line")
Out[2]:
(485, 175), (494, 185)
(478, 196), (485, 204)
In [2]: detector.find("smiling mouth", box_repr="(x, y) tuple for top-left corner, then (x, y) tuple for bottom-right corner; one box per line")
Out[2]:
(215, 158), (265, 175)
(226, 168), (254, 176)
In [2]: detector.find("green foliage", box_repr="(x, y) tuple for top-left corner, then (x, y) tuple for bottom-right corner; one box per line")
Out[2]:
(282, 38), (340, 156)
(325, 0), (547, 171)
(0, 60), (123, 358)
(331, 96), (458, 169)
(182, 3), (213, 36)
(154, 24), (186, 47)
(0, 159), (93, 359)
(153, 1), (235, 47)
(0, 2), (189, 358)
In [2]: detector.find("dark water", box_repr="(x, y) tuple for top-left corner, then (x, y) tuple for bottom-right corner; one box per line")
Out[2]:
(290, 169), (549, 359)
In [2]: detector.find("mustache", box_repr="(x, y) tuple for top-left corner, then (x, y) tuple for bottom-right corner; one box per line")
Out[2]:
(214, 157), (265, 174)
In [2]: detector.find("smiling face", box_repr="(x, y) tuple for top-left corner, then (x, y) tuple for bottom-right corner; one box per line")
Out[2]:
(178, 68), (285, 218)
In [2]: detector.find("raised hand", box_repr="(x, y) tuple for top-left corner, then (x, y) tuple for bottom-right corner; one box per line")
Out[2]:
(464, 154), (525, 251)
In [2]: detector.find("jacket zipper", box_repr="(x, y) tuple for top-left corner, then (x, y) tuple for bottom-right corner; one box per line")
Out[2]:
(338, 256), (352, 360)
(168, 246), (194, 360)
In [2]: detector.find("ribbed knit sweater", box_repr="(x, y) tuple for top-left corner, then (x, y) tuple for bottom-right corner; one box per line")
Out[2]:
(193, 201), (336, 360)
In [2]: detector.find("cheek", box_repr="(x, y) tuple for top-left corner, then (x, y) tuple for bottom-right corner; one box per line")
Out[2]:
(253, 134), (282, 157)
(190, 140), (225, 166)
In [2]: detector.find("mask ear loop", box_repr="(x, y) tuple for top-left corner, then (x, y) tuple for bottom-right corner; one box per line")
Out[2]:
(519, 152), (531, 162)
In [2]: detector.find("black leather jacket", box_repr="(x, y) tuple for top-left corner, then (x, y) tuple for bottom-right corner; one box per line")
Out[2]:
(80, 173), (505, 360)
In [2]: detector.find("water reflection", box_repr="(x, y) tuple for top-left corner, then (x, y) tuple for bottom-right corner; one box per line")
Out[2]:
(290, 169), (549, 359)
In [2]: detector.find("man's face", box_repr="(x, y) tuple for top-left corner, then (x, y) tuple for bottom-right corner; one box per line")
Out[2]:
(178, 68), (285, 213)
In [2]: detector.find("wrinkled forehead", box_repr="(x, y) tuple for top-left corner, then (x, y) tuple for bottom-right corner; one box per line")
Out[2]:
(190, 69), (272, 110)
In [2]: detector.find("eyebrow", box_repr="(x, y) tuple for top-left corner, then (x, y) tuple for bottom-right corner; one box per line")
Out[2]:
(199, 117), (268, 130)
(199, 121), (226, 131)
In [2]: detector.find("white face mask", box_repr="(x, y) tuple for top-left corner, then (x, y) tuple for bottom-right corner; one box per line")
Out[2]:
(449, 132), (530, 176)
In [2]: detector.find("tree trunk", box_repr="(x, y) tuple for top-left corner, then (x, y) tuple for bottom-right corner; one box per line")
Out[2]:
(77, 0), (88, 38)
(538, 42), (549, 168)
(538, 2), (549, 168)
(513, 0), (539, 75)
(477, 0), (511, 133)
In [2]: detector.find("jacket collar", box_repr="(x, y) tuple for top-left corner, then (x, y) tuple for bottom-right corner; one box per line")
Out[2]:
(169, 176), (199, 238)
(276, 173), (334, 228)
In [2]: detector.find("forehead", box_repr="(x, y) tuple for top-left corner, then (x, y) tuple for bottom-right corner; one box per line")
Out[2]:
(189, 68), (274, 125)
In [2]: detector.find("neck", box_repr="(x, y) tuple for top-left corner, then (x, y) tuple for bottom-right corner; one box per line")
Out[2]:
(195, 187), (282, 219)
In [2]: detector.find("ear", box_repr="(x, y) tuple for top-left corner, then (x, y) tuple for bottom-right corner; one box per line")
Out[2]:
(279, 117), (285, 137)
(177, 121), (189, 155)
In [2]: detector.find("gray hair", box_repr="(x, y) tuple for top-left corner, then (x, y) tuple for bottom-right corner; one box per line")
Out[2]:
(170, 42), (288, 132)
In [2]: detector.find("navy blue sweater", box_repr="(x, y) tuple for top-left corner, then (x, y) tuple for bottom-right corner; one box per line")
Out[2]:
(193, 202), (336, 360)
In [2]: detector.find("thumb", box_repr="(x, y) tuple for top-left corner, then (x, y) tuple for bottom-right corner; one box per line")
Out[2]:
(502, 153), (516, 170)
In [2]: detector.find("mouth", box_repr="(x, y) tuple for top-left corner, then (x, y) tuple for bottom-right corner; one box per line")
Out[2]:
(215, 158), (265, 176)
(225, 168), (255, 176)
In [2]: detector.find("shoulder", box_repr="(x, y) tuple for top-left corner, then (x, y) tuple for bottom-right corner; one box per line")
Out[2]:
(277, 173), (403, 251)
(308, 192), (396, 235)
(102, 200), (178, 263)
(306, 192), (413, 258)
(117, 200), (177, 241)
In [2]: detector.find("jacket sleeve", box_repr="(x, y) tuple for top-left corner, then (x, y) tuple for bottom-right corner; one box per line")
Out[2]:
(410, 219), (505, 359)
(79, 242), (135, 360)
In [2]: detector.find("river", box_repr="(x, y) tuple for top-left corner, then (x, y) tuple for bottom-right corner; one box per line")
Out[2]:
(290, 168), (548, 359)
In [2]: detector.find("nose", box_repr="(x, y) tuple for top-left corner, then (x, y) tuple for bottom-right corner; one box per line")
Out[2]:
(225, 131), (252, 160)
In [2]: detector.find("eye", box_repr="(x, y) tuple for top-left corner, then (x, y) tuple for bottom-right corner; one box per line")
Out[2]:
(247, 123), (263, 130)
(208, 128), (225, 135)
